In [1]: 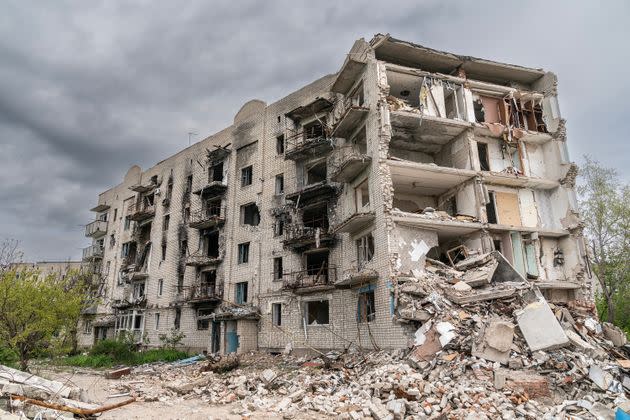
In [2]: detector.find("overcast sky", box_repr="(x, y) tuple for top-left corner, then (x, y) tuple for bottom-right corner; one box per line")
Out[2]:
(1, 1), (628, 261)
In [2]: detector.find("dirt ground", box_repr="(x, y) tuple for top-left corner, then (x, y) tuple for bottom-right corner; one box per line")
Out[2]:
(35, 367), (325, 420)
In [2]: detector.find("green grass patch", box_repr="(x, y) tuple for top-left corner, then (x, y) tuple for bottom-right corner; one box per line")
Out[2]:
(56, 348), (189, 369)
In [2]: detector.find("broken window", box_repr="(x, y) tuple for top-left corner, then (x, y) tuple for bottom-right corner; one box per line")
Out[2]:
(274, 216), (285, 237)
(276, 135), (285, 155)
(157, 279), (163, 296)
(357, 287), (376, 323)
(443, 82), (466, 120)
(84, 319), (92, 334)
(241, 203), (260, 226)
(155, 313), (160, 330)
(166, 177), (173, 201)
(124, 216), (131, 231)
(210, 161), (224, 182)
(305, 160), (327, 185)
(241, 165), (253, 187)
(356, 233), (375, 269)
(177, 273), (184, 294)
(355, 179), (370, 211)
(133, 281), (145, 299)
(272, 303), (282, 326)
(486, 191), (498, 224)
(238, 242), (250, 264)
(161, 242), (167, 261)
(235, 282), (248, 304)
(306, 251), (329, 281)
(201, 270), (217, 296)
(163, 215), (170, 231)
(204, 231), (220, 258)
(477, 142), (490, 171)
(180, 240), (188, 257)
(302, 205), (328, 230)
(303, 121), (325, 140)
(197, 308), (213, 330)
(275, 174), (284, 194)
(183, 206), (191, 223)
(304, 300), (329, 325)
(174, 308), (181, 330)
(473, 98), (485, 122)
(273, 257), (283, 281)
(185, 175), (193, 194)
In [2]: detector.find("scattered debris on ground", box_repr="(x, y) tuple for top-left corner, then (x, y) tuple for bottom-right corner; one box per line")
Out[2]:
(2, 250), (629, 419)
(0, 364), (134, 418)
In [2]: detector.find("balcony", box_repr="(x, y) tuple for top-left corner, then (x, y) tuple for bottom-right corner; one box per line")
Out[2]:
(183, 283), (222, 305)
(193, 181), (228, 198)
(285, 181), (339, 207)
(336, 268), (379, 288)
(85, 219), (108, 238)
(328, 145), (371, 183)
(127, 201), (155, 222)
(82, 245), (104, 261)
(283, 266), (337, 294)
(185, 252), (222, 267)
(331, 97), (369, 138)
(189, 206), (226, 230)
(284, 128), (335, 161)
(283, 221), (335, 251)
(333, 212), (376, 234)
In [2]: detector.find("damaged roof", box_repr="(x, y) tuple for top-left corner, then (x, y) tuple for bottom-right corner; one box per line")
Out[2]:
(370, 33), (546, 85)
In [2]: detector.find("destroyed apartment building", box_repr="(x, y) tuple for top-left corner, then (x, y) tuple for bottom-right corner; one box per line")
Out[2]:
(79, 34), (591, 356)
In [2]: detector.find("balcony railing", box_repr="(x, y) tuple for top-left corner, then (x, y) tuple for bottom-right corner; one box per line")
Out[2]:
(328, 145), (371, 183)
(283, 265), (337, 292)
(82, 245), (104, 261)
(284, 127), (335, 160)
(189, 205), (226, 230)
(182, 282), (222, 303)
(127, 201), (155, 222)
(283, 217), (336, 250)
(85, 219), (108, 238)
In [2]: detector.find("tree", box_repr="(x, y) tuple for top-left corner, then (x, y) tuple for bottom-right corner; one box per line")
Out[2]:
(0, 268), (87, 370)
(578, 156), (629, 325)
(0, 238), (23, 272)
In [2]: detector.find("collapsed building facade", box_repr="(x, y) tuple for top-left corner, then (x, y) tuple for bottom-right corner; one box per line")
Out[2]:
(79, 34), (590, 355)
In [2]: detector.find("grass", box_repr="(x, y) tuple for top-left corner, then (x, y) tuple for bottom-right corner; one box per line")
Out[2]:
(56, 348), (189, 369)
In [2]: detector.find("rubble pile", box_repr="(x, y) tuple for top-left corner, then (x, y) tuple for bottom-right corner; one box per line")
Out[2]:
(91, 252), (629, 419)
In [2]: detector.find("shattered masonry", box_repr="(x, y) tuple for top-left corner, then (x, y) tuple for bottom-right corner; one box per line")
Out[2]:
(79, 33), (593, 356)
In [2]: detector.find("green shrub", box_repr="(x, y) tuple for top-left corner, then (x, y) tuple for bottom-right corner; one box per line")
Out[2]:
(56, 348), (189, 368)
(0, 345), (18, 366)
(61, 354), (114, 368)
(89, 337), (135, 361)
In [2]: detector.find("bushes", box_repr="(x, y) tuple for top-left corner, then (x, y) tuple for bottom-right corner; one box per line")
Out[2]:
(56, 337), (188, 369)
(0, 345), (18, 367)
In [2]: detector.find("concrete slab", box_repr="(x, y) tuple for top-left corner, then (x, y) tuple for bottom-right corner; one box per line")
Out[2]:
(515, 296), (569, 351)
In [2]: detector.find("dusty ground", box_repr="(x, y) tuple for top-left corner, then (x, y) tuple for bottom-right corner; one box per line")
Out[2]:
(35, 366), (327, 420)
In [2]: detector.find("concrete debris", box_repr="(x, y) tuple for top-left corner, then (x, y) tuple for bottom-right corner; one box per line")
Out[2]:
(603, 322), (627, 347)
(472, 319), (514, 364)
(515, 294), (569, 351)
(0, 364), (134, 418)
(106, 366), (132, 379)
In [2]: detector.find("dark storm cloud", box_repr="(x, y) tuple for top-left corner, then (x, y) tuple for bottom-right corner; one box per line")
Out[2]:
(0, 0), (628, 260)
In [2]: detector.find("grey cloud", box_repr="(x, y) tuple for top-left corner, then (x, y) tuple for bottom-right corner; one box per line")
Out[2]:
(0, 0), (628, 260)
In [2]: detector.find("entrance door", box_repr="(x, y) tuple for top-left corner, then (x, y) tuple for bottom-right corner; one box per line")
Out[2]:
(211, 322), (221, 354)
(225, 321), (238, 354)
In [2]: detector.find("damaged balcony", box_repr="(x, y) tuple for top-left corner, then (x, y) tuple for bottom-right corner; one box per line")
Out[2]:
(283, 265), (337, 295)
(85, 219), (107, 238)
(89, 203), (110, 212)
(189, 205), (226, 230)
(183, 282), (222, 305)
(193, 181), (227, 198)
(335, 268), (379, 288)
(331, 96), (369, 139)
(284, 123), (335, 160)
(129, 178), (158, 193)
(328, 144), (371, 183)
(185, 253), (223, 267)
(82, 244), (104, 261)
(333, 212), (376, 234)
(127, 200), (155, 222)
(285, 182), (338, 207)
(283, 224), (335, 251)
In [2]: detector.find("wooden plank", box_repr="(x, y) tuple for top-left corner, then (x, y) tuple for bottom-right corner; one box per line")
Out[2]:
(495, 192), (521, 226)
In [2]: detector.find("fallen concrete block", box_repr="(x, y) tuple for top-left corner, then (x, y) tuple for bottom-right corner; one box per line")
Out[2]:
(1, 383), (52, 400)
(565, 330), (596, 355)
(386, 398), (406, 420)
(603, 322), (627, 347)
(472, 319), (514, 364)
(435, 322), (456, 347)
(515, 296), (569, 351)
(105, 367), (132, 380)
(0, 364), (78, 399)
